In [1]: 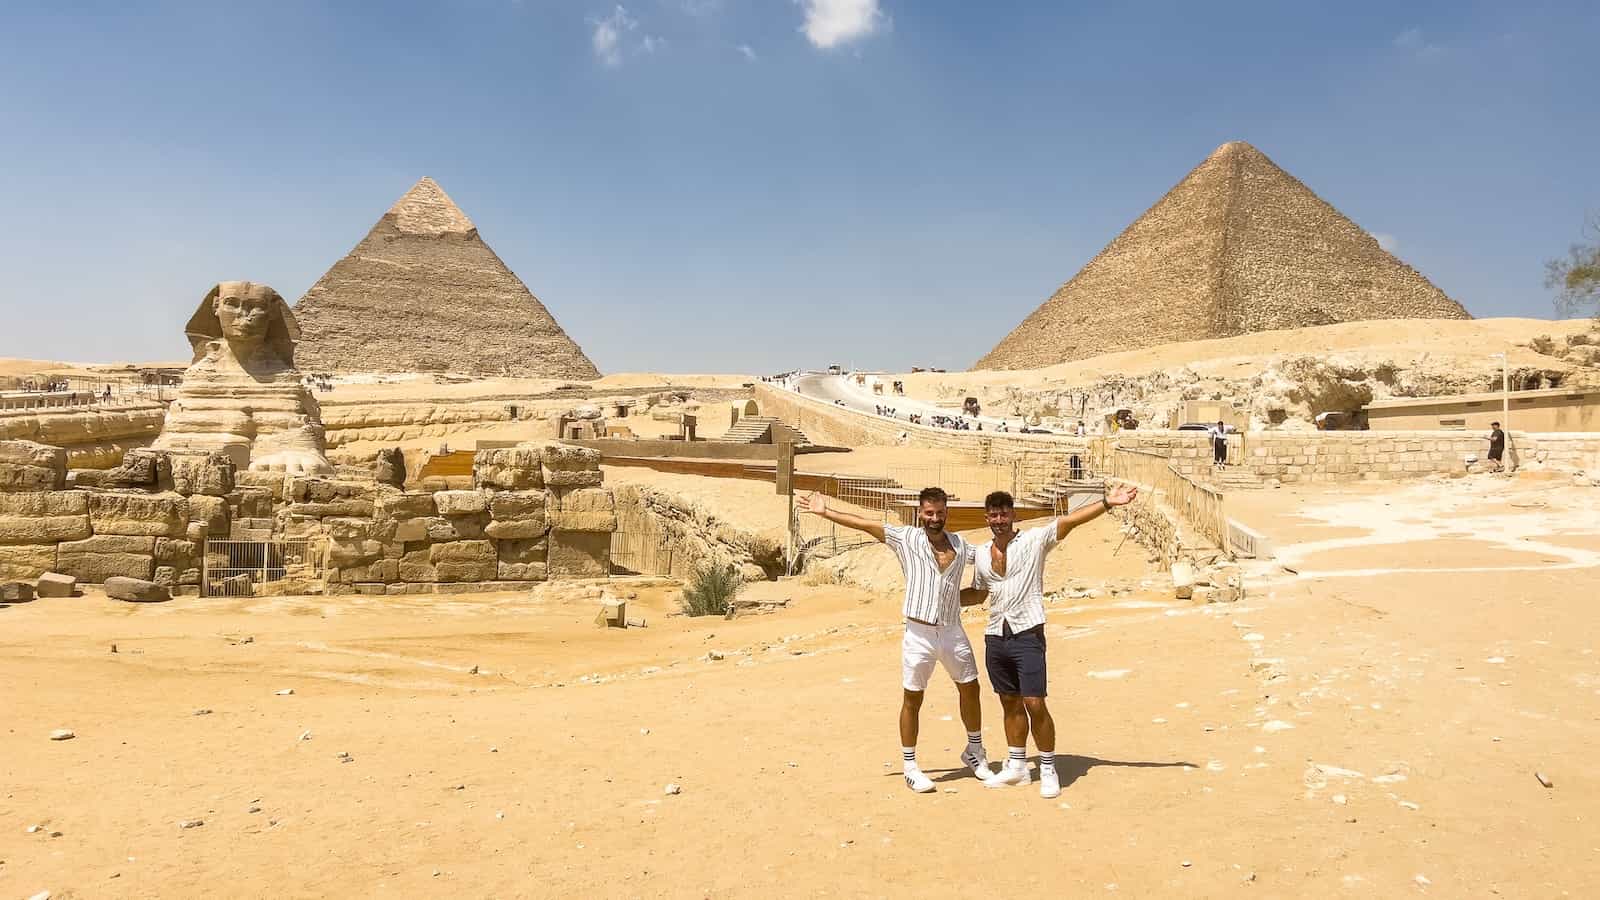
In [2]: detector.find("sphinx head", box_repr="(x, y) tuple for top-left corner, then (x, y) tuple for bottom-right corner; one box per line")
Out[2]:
(183, 281), (300, 365)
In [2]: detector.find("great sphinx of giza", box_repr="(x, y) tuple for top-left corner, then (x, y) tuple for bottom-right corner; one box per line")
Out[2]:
(151, 281), (334, 475)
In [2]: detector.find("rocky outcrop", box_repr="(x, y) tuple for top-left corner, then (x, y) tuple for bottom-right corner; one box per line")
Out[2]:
(610, 483), (784, 582)
(0, 403), (166, 470)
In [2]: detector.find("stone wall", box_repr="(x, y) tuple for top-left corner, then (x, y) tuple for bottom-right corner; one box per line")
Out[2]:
(754, 385), (1093, 491)
(0, 439), (616, 595)
(756, 385), (1600, 487)
(0, 402), (166, 469)
(611, 483), (785, 582)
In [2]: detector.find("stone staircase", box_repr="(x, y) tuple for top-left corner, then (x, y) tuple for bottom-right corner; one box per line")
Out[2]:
(1209, 465), (1265, 490)
(1021, 479), (1102, 512)
(721, 416), (813, 447)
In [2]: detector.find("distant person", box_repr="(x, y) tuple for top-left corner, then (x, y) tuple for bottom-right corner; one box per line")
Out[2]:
(964, 485), (1138, 798)
(799, 487), (994, 792)
(1487, 421), (1506, 471)
(1075, 420), (1086, 437)
(1210, 421), (1228, 466)
(101, 385), (112, 402)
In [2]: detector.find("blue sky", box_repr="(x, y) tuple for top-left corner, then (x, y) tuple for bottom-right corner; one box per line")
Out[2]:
(1, 0), (1596, 373)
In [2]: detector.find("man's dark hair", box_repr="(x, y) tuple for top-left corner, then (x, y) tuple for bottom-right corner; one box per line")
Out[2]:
(984, 490), (1014, 511)
(1491, 421), (1501, 428)
(917, 487), (948, 506)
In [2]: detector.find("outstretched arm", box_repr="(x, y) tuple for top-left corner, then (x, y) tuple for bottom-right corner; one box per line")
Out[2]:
(798, 491), (887, 543)
(1054, 482), (1138, 541)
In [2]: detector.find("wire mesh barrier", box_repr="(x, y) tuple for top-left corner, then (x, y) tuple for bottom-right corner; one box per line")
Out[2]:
(201, 539), (318, 597)
(1106, 447), (1228, 549)
(609, 523), (679, 577)
(787, 461), (1022, 571)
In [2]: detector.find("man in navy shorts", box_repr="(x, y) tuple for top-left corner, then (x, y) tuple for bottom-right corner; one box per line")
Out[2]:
(962, 484), (1137, 798)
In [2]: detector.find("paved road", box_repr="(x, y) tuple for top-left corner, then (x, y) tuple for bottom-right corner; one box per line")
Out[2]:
(791, 373), (1028, 432)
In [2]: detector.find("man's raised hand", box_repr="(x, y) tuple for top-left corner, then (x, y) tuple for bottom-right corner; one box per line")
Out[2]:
(1106, 483), (1138, 507)
(799, 491), (829, 516)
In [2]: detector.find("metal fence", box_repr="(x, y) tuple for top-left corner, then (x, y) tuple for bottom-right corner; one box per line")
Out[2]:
(610, 523), (680, 577)
(788, 460), (1021, 569)
(1106, 447), (1228, 550)
(201, 539), (318, 597)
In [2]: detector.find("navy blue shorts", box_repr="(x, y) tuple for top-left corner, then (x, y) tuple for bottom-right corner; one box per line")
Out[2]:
(985, 623), (1047, 697)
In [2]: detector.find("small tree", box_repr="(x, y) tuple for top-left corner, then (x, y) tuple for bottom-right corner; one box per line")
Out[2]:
(1546, 213), (1600, 322)
(679, 564), (742, 617)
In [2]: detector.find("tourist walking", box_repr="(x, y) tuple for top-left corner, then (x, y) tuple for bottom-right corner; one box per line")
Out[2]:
(1487, 421), (1506, 471)
(1210, 420), (1228, 466)
(963, 485), (1137, 798)
(799, 487), (993, 792)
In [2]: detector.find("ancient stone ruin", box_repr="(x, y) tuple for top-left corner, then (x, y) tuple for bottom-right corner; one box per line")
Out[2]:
(152, 281), (334, 475)
(0, 439), (615, 598)
(976, 141), (1471, 370)
(292, 177), (600, 379)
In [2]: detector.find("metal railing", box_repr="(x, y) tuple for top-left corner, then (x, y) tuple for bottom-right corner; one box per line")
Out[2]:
(610, 524), (679, 577)
(1106, 447), (1228, 550)
(201, 539), (318, 597)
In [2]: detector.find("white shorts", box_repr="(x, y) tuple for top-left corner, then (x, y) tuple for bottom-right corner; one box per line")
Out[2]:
(901, 620), (980, 692)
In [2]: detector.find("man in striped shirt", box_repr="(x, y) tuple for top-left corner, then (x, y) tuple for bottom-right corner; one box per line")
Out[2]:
(801, 486), (993, 792)
(963, 484), (1138, 798)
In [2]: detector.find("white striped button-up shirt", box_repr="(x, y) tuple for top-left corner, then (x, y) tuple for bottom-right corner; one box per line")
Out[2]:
(884, 525), (971, 626)
(973, 524), (1059, 636)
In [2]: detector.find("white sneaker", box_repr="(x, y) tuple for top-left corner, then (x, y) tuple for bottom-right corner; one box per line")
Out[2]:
(1039, 767), (1061, 799)
(961, 747), (995, 781)
(904, 768), (935, 793)
(985, 764), (1032, 788)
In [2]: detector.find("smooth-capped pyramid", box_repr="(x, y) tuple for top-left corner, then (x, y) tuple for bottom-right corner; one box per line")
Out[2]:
(974, 142), (1470, 370)
(293, 178), (600, 378)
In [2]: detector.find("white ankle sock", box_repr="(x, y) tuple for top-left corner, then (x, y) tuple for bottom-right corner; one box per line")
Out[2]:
(1040, 751), (1056, 773)
(902, 746), (919, 772)
(1007, 746), (1026, 770)
(966, 731), (983, 747)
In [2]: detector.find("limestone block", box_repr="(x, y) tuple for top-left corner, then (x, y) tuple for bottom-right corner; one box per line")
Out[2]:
(235, 469), (289, 500)
(474, 448), (544, 491)
(434, 490), (489, 516)
(429, 540), (496, 582)
(155, 538), (199, 575)
(373, 447), (406, 487)
(541, 445), (600, 473)
(542, 469), (603, 489)
(392, 518), (430, 543)
(398, 548), (436, 582)
(57, 535), (156, 582)
(0, 491), (92, 543)
(105, 576), (170, 602)
(1, 581), (35, 602)
(548, 529), (611, 578)
(497, 559), (548, 580)
(229, 487), (278, 519)
(376, 492), (437, 520)
(101, 448), (175, 491)
(284, 500), (374, 519)
(330, 539), (383, 567)
(186, 494), (230, 537)
(0, 544), (57, 581)
(170, 452), (236, 497)
(0, 440), (67, 492)
(423, 514), (489, 541)
(485, 491), (548, 539)
(547, 487), (615, 532)
(87, 493), (187, 538)
(36, 572), (77, 597)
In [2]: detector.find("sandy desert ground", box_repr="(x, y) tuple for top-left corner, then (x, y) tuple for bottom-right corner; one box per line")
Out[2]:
(5, 473), (1599, 898)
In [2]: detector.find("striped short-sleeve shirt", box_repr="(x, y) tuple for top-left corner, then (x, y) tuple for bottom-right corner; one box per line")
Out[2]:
(973, 524), (1059, 635)
(884, 525), (971, 626)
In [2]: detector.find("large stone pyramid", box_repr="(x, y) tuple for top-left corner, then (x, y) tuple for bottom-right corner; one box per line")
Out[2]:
(975, 142), (1470, 370)
(293, 178), (600, 378)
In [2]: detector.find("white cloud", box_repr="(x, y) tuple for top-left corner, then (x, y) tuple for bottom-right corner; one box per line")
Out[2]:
(589, 6), (637, 66)
(680, 0), (721, 14)
(1393, 27), (1442, 57)
(1372, 232), (1400, 252)
(737, 43), (757, 61)
(799, 0), (885, 49)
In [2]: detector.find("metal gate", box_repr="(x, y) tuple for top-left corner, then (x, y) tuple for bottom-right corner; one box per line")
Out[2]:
(201, 539), (318, 597)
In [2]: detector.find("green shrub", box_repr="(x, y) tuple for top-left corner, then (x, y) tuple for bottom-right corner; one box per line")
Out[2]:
(680, 564), (742, 617)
